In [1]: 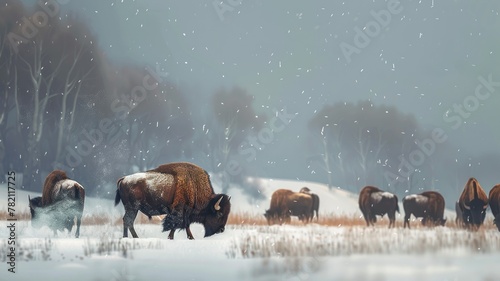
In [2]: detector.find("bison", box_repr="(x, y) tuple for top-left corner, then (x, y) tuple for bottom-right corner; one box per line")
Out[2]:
(264, 189), (313, 224)
(358, 186), (399, 228)
(488, 184), (500, 231)
(299, 187), (320, 221)
(115, 162), (231, 239)
(402, 191), (446, 228)
(28, 170), (85, 238)
(458, 177), (488, 229)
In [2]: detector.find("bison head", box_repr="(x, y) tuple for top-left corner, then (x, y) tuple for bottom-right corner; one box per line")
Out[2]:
(264, 210), (279, 225)
(463, 199), (488, 226)
(28, 195), (44, 228)
(203, 194), (231, 237)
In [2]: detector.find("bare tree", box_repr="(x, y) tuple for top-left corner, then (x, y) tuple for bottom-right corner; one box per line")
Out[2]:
(205, 86), (265, 193)
(308, 100), (425, 193)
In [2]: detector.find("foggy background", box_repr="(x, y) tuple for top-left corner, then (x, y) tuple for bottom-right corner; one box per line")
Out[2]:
(1, 0), (499, 203)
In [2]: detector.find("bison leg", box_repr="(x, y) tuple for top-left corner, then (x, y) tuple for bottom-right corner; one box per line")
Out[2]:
(404, 213), (410, 229)
(123, 209), (139, 238)
(186, 226), (195, 240)
(168, 229), (176, 240)
(75, 215), (82, 238)
(388, 212), (396, 228)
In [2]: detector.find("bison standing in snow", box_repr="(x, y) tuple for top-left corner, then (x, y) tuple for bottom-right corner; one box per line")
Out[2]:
(29, 170), (85, 238)
(299, 187), (320, 221)
(458, 177), (488, 229)
(358, 186), (399, 228)
(402, 191), (446, 228)
(264, 189), (314, 224)
(115, 162), (231, 239)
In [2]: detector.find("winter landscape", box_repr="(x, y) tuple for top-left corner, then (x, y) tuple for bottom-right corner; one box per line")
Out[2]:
(2, 178), (500, 281)
(2, 0), (500, 280)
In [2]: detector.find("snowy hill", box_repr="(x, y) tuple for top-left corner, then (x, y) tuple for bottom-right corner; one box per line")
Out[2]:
(224, 177), (361, 215)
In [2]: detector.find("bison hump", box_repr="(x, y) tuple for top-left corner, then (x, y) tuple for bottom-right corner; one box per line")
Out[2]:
(370, 191), (395, 203)
(404, 194), (428, 204)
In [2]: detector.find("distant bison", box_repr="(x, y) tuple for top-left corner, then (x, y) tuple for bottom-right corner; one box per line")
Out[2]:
(264, 189), (313, 224)
(115, 162), (231, 239)
(299, 187), (320, 221)
(488, 184), (500, 231)
(458, 177), (488, 229)
(402, 191), (446, 228)
(358, 186), (399, 228)
(29, 170), (85, 238)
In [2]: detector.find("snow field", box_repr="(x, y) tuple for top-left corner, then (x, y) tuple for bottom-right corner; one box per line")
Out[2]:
(2, 179), (500, 280)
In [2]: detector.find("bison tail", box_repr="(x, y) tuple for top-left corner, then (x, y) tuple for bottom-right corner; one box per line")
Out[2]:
(395, 203), (400, 213)
(115, 178), (124, 206)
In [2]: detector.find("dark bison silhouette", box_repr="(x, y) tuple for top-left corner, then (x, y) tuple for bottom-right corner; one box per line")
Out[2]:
(488, 184), (500, 231)
(458, 177), (488, 229)
(29, 170), (85, 238)
(115, 162), (231, 239)
(358, 186), (399, 228)
(264, 189), (314, 224)
(402, 191), (446, 228)
(299, 187), (320, 221)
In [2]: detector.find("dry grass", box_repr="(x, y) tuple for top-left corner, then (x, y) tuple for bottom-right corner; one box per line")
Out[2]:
(226, 225), (500, 259)
(4, 209), (497, 231)
(227, 211), (498, 230)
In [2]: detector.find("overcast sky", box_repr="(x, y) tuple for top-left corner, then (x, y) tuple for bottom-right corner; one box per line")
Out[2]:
(51, 0), (500, 181)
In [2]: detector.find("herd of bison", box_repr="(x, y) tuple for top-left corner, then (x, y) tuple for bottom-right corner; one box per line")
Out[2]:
(26, 162), (500, 240)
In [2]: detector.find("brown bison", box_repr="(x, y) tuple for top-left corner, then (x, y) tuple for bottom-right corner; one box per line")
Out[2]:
(458, 177), (488, 229)
(358, 186), (399, 228)
(402, 191), (446, 228)
(28, 170), (85, 238)
(115, 162), (231, 239)
(264, 189), (313, 224)
(488, 184), (500, 231)
(299, 187), (320, 221)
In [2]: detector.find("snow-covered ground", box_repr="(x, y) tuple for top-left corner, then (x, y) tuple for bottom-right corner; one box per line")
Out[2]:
(1, 179), (499, 281)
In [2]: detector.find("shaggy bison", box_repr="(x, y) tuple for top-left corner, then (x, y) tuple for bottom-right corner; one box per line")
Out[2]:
(458, 177), (488, 229)
(299, 187), (320, 221)
(402, 191), (446, 228)
(358, 186), (399, 228)
(115, 162), (231, 239)
(488, 184), (500, 231)
(29, 170), (85, 238)
(264, 189), (313, 224)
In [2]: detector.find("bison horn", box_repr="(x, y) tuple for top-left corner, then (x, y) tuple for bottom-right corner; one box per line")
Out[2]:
(463, 204), (471, 210)
(214, 196), (223, 211)
(483, 205), (488, 210)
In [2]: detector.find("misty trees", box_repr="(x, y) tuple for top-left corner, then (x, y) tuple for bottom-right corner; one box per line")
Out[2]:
(308, 100), (428, 193)
(202, 86), (265, 196)
(0, 3), (105, 188)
